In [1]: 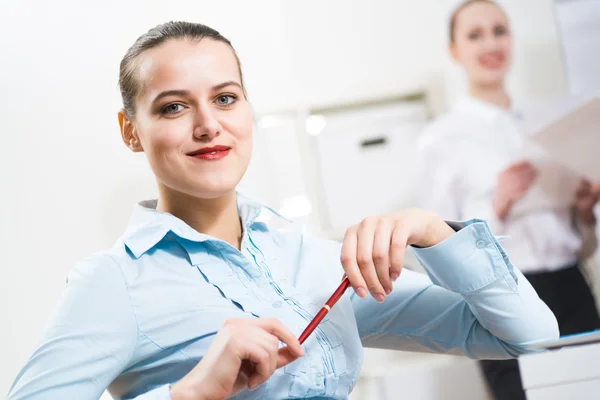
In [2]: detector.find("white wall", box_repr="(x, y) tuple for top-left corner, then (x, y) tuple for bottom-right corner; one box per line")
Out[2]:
(280, 0), (448, 109)
(0, 0), (566, 397)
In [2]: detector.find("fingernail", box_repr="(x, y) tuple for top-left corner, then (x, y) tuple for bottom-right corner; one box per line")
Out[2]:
(391, 272), (400, 281)
(374, 294), (385, 303)
(356, 287), (368, 298)
(385, 287), (392, 295)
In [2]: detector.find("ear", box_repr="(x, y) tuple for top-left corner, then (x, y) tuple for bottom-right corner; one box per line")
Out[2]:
(448, 42), (459, 64)
(118, 109), (143, 153)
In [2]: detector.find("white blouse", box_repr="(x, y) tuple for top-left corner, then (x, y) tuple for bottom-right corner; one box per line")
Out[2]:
(417, 96), (596, 273)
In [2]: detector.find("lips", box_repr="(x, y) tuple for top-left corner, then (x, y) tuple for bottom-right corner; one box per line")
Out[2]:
(479, 51), (505, 70)
(187, 145), (231, 161)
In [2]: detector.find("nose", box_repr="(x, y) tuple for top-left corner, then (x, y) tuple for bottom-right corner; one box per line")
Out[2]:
(192, 106), (222, 141)
(484, 33), (503, 51)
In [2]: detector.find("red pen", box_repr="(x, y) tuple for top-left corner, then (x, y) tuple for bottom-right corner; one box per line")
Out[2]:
(298, 277), (351, 344)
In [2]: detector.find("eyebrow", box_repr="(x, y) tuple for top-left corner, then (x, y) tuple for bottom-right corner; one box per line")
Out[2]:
(151, 81), (242, 105)
(151, 90), (190, 105)
(212, 80), (242, 91)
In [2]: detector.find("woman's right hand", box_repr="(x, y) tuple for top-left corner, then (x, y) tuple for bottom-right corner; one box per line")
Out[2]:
(170, 318), (304, 400)
(492, 161), (538, 220)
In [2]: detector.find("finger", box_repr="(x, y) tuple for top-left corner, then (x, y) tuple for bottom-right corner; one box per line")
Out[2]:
(240, 326), (275, 390)
(276, 346), (301, 368)
(580, 179), (592, 187)
(528, 167), (537, 178)
(508, 160), (531, 171)
(341, 225), (368, 298)
(520, 161), (536, 171)
(235, 359), (252, 392)
(372, 219), (393, 295)
(356, 217), (386, 302)
(256, 319), (304, 358)
(513, 164), (536, 178)
(246, 347), (271, 390)
(528, 167), (539, 179)
(519, 173), (536, 189)
(389, 222), (407, 282)
(516, 182), (533, 197)
(577, 179), (592, 194)
(265, 335), (278, 380)
(517, 169), (537, 190)
(253, 330), (278, 379)
(511, 162), (537, 180)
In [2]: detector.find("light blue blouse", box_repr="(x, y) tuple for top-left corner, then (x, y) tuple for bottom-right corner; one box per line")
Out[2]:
(8, 194), (558, 399)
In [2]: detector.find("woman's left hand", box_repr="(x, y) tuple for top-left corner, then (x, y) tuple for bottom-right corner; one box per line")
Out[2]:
(340, 208), (455, 302)
(574, 179), (598, 225)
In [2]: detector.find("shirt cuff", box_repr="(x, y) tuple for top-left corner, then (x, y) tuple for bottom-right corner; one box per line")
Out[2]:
(465, 199), (506, 236)
(411, 219), (518, 294)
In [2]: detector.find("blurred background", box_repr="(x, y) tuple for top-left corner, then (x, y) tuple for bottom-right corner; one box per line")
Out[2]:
(1, 0), (598, 399)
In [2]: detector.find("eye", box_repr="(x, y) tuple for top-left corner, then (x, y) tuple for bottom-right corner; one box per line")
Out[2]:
(215, 94), (237, 107)
(494, 25), (508, 36)
(467, 31), (481, 40)
(161, 103), (185, 115)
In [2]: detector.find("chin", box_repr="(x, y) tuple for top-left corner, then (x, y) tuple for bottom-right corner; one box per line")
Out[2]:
(476, 70), (507, 87)
(188, 175), (243, 199)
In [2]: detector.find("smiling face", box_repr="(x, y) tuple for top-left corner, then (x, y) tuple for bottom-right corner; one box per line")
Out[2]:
(450, 1), (512, 88)
(119, 38), (253, 200)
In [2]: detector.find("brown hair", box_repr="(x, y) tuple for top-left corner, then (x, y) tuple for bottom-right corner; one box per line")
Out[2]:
(449, 0), (496, 43)
(118, 21), (245, 118)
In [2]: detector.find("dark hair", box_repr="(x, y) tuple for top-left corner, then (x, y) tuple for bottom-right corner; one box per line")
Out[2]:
(118, 21), (244, 118)
(449, 0), (497, 43)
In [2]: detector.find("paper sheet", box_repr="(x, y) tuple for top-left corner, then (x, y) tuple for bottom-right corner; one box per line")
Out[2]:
(526, 94), (600, 183)
(510, 154), (582, 217)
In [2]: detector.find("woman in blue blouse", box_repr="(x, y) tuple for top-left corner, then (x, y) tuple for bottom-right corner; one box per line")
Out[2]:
(8, 21), (558, 400)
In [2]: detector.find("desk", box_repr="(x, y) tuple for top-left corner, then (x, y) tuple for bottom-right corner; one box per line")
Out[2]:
(519, 341), (600, 399)
(350, 349), (490, 400)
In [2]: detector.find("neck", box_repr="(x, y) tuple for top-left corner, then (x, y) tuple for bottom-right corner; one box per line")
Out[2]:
(469, 81), (510, 109)
(156, 185), (242, 250)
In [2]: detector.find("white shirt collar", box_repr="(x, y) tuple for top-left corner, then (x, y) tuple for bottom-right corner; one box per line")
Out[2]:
(454, 95), (524, 123)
